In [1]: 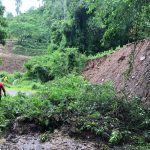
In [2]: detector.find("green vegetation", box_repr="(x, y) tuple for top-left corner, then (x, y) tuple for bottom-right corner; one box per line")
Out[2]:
(25, 48), (87, 82)
(0, 1), (7, 45)
(7, 8), (49, 55)
(0, 75), (149, 147)
(6, 0), (150, 55)
(0, 0), (150, 148)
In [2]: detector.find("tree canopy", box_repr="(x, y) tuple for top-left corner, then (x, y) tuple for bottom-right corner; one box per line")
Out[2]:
(15, 0), (22, 15)
(0, 1), (7, 45)
(7, 0), (150, 54)
(0, 1), (150, 149)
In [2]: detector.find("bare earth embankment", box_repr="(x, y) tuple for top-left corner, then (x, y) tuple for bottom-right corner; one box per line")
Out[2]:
(83, 39), (150, 105)
(0, 41), (30, 73)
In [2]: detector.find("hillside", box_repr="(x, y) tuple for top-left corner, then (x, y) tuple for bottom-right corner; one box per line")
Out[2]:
(83, 39), (150, 105)
(0, 41), (30, 73)
(0, 1), (150, 149)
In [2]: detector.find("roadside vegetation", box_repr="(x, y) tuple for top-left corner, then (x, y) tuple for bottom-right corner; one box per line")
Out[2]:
(0, 73), (150, 147)
(0, 0), (150, 149)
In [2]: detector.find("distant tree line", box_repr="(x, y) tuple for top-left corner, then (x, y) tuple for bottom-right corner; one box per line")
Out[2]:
(0, 1), (7, 45)
(43, 0), (150, 54)
(5, 0), (150, 54)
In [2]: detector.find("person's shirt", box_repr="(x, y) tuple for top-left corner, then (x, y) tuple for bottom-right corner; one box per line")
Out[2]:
(0, 83), (6, 96)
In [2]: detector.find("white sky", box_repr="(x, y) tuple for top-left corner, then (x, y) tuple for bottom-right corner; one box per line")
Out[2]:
(1, 0), (43, 16)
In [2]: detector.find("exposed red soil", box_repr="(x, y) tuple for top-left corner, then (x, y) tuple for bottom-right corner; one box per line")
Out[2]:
(83, 39), (150, 105)
(0, 41), (30, 73)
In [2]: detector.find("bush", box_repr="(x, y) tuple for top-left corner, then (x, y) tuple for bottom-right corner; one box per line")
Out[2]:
(109, 129), (123, 145)
(40, 74), (88, 103)
(13, 72), (23, 79)
(0, 108), (8, 130)
(38, 76), (149, 144)
(0, 71), (10, 79)
(24, 48), (87, 82)
(0, 71), (24, 84)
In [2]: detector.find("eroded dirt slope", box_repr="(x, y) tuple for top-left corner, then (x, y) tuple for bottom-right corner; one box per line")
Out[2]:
(83, 39), (150, 104)
(0, 40), (30, 73)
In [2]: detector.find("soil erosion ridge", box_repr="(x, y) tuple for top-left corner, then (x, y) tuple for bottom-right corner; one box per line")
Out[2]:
(83, 39), (150, 105)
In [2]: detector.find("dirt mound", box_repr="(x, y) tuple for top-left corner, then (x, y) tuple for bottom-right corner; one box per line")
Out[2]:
(0, 40), (30, 73)
(83, 39), (150, 105)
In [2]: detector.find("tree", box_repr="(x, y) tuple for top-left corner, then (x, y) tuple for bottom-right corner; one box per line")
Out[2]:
(7, 7), (50, 54)
(85, 0), (150, 48)
(47, 0), (104, 54)
(15, 0), (22, 15)
(0, 1), (7, 44)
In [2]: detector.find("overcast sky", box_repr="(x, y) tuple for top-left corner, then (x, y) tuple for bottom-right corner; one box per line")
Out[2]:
(1, 0), (43, 16)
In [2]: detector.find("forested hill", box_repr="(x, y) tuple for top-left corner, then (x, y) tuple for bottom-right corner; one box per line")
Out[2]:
(6, 0), (150, 55)
(0, 0), (150, 149)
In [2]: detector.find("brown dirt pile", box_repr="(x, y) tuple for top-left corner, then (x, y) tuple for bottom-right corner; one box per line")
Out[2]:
(0, 41), (30, 73)
(82, 39), (150, 105)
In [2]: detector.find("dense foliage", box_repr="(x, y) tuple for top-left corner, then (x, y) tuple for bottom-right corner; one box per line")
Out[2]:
(43, 0), (150, 53)
(0, 75), (149, 147)
(25, 48), (87, 82)
(7, 8), (49, 55)
(85, 0), (150, 47)
(7, 0), (150, 55)
(0, 0), (150, 148)
(0, 1), (7, 45)
(15, 0), (22, 15)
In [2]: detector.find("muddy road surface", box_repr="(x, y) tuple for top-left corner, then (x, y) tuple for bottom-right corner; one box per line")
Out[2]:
(0, 131), (100, 150)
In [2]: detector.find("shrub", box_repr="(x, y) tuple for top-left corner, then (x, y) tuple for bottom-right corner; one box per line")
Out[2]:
(0, 74), (149, 146)
(40, 74), (88, 104)
(0, 71), (10, 78)
(24, 48), (87, 82)
(0, 108), (8, 130)
(13, 72), (23, 79)
(109, 129), (123, 145)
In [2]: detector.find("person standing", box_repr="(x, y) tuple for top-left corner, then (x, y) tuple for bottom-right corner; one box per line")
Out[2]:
(0, 82), (6, 101)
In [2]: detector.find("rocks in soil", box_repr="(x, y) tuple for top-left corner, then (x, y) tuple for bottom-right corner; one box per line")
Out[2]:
(140, 56), (146, 61)
(83, 39), (150, 105)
